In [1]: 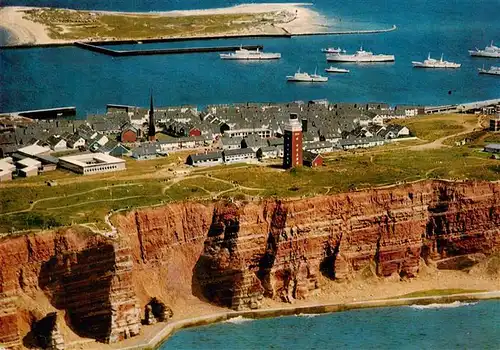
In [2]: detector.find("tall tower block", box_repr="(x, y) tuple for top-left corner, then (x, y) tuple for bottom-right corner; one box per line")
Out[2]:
(283, 113), (303, 168)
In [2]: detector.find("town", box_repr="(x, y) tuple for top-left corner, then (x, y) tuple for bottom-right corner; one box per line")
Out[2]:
(1, 98), (499, 182)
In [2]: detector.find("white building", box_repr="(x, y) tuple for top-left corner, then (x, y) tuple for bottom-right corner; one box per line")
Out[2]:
(0, 158), (16, 182)
(59, 153), (126, 175)
(223, 148), (256, 164)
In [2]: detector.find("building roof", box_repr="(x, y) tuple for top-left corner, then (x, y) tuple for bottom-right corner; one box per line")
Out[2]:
(221, 136), (243, 146)
(224, 148), (255, 156)
(258, 146), (278, 153)
(18, 144), (51, 156)
(303, 150), (322, 163)
(132, 143), (159, 157)
(189, 151), (223, 162)
(18, 157), (41, 168)
(59, 153), (125, 167)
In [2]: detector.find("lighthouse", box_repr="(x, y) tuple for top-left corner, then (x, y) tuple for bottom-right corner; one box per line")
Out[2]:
(283, 113), (303, 168)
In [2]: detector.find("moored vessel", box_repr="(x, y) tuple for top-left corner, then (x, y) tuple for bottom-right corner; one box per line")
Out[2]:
(325, 66), (350, 73)
(321, 47), (346, 54)
(326, 47), (395, 62)
(469, 41), (500, 58)
(412, 53), (461, 68)
(286, 68), (328, 82)
(220, 47), (281, 60)
(478, 65), (500, 76)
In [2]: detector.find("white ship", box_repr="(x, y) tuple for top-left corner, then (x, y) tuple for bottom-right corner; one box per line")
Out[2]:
(469, 41), (500, 58)
(478, 65), (500, 76)
(220, 47), (281, 60)
(321, 47), (346, 54)
(287, 68), (328, 82)
(412, 53), (461, 68)
(326, 47), (395, 62)
(325, 66), (350, 73)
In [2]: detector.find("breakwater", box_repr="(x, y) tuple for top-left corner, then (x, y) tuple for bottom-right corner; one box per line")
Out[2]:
(73, 42), (264, 57)
(0, 25), (397, 49)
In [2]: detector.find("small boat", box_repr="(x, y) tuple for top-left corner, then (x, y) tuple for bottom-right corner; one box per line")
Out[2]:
(327, 47), (395, 62)
(287, 68), (328, 82)
(220, 47), (281, 60)
(469, 41), (500, 58)
(325, 66), (350, 73)
(321, 47), (346, 54)
(478, 65), (500, 76)
(412, 53), (461, 68)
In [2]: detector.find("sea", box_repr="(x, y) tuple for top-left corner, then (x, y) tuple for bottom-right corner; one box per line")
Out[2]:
(162, 300), (500, 349)
(1, 0), (499, 115)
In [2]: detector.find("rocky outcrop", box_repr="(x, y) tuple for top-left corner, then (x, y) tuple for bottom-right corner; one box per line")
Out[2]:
(0, 230), (141, 349)
(32, 312), (64, 350)
(1, 180), (499, 347)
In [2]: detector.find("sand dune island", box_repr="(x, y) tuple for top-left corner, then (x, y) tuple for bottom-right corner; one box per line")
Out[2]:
(0, 3), (327, 46)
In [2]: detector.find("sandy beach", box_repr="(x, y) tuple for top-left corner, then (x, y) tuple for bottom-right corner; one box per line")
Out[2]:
(0, 3), (327, 46)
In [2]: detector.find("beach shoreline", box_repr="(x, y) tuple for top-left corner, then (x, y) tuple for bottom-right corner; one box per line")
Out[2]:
(117, 291), (500, 350)
(0, 3), (327, 46)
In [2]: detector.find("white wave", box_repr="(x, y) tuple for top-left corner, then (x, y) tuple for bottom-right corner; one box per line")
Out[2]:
(408, 301), (477, 310)
(224, 316), (253, 324)
(296, 313), (320, 318)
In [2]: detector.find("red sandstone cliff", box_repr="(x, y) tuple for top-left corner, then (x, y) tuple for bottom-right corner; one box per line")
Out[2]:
(1, 180), (499, 348)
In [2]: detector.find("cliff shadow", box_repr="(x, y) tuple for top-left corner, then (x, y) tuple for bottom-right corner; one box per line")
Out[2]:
(38, 244), (116, 343)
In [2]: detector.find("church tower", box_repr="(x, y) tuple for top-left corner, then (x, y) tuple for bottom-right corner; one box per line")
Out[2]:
(148, 94), (156, 142)
(283, 113), (303, 168)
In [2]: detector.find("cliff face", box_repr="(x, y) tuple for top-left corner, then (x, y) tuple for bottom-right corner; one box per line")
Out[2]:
(0, 230), (140, 349)
(1, 180), (499, 348)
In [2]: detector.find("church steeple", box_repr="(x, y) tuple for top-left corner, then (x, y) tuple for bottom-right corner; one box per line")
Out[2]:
(148, 93), (156, 142)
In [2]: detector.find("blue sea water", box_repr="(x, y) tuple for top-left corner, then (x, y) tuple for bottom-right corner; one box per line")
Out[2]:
(162, 301), (500, 350)
(0, 0), (499, 115)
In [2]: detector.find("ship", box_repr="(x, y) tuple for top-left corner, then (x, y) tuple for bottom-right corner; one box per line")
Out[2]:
(478, 65), (500, 76)
(286, 68), (328, 82)
(321, 47), (346, 54)
(220, 47), (281, 60)
(468, 41), (500, 58)
(325, 66), (350, 73)
(412, 53), (461, 68)
(326, 47), (395, 62)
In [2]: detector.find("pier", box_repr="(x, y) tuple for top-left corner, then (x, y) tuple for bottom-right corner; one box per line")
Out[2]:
(8, 107), (77, 119)
(424, 98), (500, 114)
(74, 42), (264, 57)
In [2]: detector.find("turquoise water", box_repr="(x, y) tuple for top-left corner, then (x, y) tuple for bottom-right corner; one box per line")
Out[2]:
(1, 0), (499, 114)
(162, 301), (500, 349)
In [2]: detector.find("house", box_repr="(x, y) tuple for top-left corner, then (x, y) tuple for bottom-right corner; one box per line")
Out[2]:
(0, 157), (16, 182)
(97, 140), (130, 157)
(223, 148), (256, 164)
(267, 138), (284, 147)
(257, 146), (279, 160)
(159, 139), (181, 152)
(484, 144), (500, 154)
(66, 134), (86, 149)
(187, 151), (223, 167)
(339, 137), (385, 150)
(303, 151), (323, 167)
(241, 135), (268, 152)
(219, 136), (242, 150)
(131, 143), (159, 160)
(304, 141), (334, 154)
(46, 135), (67, 152)
(121, 124), (139, 143)
(19, 165), (38, 177)
(394, 105), (419, 117)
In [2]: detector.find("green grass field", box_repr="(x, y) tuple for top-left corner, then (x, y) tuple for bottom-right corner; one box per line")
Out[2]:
(23, 8), (281, 40)
(389, 113), (478, 141)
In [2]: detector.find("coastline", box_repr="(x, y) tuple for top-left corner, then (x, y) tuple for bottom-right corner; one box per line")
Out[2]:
(0, 3), (326, 47)
(118, 291), (500, 350)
